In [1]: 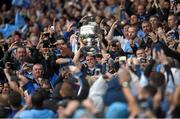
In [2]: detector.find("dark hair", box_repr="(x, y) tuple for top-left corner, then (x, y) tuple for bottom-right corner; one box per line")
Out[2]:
(60, 82), (74, 98)
(136, 47), (145, 51)
(157, 23), (164, 29)
(96, 53), (103, 58)
(142, 20), (150, 25)
(31, 90), (45, 108)
(8, 91), (22, 108)
(168, 13), (178, 19)
(144, 85), (157, 97)
(36, 88), (50, 100)
(149, 15), (159, 20)
(14, 31), (21, 37)
(149, 72), (165, 87)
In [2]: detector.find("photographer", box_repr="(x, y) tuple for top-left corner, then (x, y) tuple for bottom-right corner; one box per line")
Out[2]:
(33, 32), (59, 79)
(107, 40), (125, 60)
(167, 14), (179, 40)
(2, 41), (31, 70)
(136, 48), (150, 70)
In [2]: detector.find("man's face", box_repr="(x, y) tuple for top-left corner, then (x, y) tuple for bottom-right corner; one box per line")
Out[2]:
(86, 56), (96, 68)
(56, 40), (67, 52)
(14, 35), (21, 42)
(96, 57), (102, 64)
(136, 49), (146, 58)
(167, 36), (175, 47)
(142, 22), (151, 33)
(149, 17), (158, 28)
(137, 5), (145, 16)
(168, 16), (176, 29)
(30, 36), (39, 46)
(123, 25), (130, 38)
(130, 15), (138, 25)
(42, 47), (51, 54)
(32, 64), (43, 79)
(16, 47), (27, 61)
(128, 27), (137, 40)
(2, 83), (10, 94)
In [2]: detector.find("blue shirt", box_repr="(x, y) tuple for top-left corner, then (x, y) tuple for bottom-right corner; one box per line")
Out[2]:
(18, 108), (56, 118)
(23, 81), (35, 95)
(124, 41), (140, 58)
(8, 109), (19, 118)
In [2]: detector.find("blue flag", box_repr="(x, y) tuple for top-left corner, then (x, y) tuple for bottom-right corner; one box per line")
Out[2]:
(0, 24), (18, 38)
(15, 12), (26, 28)
(0, 11), (27, 38)
(12, 0), (23, 6)
(12, 0), (31, 8)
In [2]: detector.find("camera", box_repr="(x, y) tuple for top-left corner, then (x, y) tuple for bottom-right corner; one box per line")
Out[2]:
(7, 62), (17, 70)
(43, 32), (50, 37)
(42, 37), (56, 48)
(111, 43), (117, 47)
(16, 42), (26, 47)
(95, 68), (101, 76)
(139, 57), (147, 63)
(42, 40), (51, 48)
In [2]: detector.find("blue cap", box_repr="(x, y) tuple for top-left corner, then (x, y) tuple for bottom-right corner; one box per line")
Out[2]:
(105, 102), (129, 118)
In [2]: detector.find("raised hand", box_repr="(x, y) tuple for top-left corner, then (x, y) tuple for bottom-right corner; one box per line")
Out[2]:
(157, 49), (168, 65)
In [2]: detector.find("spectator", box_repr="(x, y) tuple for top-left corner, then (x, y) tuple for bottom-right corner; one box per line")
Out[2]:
(0, 0), (180, 118)
(7, 91), (22, 118)
(18, 89), (56, 118)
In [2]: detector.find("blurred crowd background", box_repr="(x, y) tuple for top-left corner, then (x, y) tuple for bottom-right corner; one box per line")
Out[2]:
(0, 0), (180, 118)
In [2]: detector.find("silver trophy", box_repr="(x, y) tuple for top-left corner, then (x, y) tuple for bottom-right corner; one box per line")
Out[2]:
(79, 17), (100, 55)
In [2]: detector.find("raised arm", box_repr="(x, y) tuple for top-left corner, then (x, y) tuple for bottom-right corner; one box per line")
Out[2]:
(72, 40), (84, 69)
(118, 68), (140, 118)
(107, 20), (119, 41)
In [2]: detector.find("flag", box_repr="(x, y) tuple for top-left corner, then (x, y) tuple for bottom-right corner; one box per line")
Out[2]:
(15, 12), (26, 28)
(0, 24), (18, 38)
(12, 0), (31, 8)
(12, 0), (24, 6)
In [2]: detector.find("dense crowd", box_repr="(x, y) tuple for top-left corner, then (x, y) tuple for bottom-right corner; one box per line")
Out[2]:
(0, 0), (180, 118)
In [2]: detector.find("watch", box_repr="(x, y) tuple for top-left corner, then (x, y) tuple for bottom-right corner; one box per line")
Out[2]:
(121, 81), (129, 88)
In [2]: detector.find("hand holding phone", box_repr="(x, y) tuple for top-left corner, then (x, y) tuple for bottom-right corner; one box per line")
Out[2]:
(119, 56), (127, 64)
(50, 26), (55, 32)
(95, 68), (101, 76)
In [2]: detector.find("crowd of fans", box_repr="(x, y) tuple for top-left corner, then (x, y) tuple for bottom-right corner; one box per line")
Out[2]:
(0, 0), (180, 118)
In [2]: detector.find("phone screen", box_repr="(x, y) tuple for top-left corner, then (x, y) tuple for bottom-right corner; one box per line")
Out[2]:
(95, 68), (101, 75)
(119, 56), (127, 62)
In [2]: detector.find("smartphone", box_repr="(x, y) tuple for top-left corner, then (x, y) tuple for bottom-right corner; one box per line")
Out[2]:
(95, 68), (101, 75)
(16, 42), (26, 47)
(43, 32), (50, 37)
(139, 58), (147, 63)
(7, 62), (17, 70)
(50, 26), (55, 32)
(119, 56), (127, 62)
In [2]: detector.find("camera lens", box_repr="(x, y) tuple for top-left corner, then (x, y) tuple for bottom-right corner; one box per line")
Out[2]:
(140, 58), (147, 63)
